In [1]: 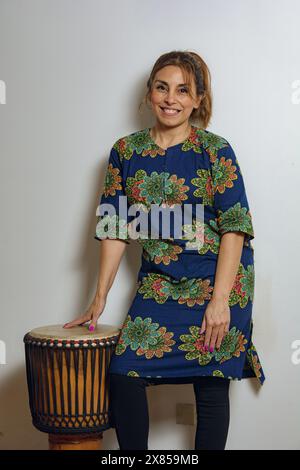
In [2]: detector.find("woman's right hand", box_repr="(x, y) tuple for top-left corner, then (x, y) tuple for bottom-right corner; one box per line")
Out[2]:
(63, 295), (106, 331)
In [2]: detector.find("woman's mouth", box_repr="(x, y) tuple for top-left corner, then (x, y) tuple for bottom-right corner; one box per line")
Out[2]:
(159, 106), (182, 116)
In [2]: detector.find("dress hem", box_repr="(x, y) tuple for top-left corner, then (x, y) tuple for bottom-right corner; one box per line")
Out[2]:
(108, 369), (265, 386)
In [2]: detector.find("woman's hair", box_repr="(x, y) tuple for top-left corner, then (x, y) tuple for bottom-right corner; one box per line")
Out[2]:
(140, 50), (212, 129)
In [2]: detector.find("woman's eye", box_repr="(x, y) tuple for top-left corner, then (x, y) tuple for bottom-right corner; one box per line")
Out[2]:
(156, 85), (188, 93)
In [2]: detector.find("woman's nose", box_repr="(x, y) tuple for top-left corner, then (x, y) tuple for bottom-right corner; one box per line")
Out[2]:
(164, 95), (177, 105)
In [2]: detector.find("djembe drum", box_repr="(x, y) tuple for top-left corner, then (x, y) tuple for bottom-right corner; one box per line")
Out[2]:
(23, 324), (120, 450)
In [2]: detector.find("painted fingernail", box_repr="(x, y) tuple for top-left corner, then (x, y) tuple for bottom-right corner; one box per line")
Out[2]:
(209, 346), (214, 353)
(204, 345), (208, 351)
(88, 325), (95, 331)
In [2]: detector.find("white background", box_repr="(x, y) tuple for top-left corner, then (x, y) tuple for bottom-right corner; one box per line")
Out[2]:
(0, 0), (299, 450)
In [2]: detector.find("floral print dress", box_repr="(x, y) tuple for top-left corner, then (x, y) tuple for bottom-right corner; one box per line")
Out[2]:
(95, 125), (266, 386)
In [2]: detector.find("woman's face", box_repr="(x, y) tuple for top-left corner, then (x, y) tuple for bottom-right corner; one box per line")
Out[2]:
(149, 65), (201, 127)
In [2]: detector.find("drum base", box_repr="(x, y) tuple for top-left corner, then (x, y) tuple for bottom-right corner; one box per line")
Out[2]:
(48, 432), (103, 450)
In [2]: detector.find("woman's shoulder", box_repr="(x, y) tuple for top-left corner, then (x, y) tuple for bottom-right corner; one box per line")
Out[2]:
(108, 128), (150, 163)
(113, 128), (148, 146)
(194, 126), (230, 147)
(191, 126), (236, 164)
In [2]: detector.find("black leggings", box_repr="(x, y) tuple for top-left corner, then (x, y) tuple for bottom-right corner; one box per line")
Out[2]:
(108, 373), (230, 450)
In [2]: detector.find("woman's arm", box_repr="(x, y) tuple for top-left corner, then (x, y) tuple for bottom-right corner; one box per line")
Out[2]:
(64, 139), (132, 330)
(212, 232), (245, 301)
(200, 136), (255, 352)
(96, 239), (127, 300)
(63, 238), (127, 330)
(200, 232), (245, 352)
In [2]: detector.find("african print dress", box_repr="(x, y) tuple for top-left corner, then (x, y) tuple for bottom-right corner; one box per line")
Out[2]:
(94, 125), (266, 386)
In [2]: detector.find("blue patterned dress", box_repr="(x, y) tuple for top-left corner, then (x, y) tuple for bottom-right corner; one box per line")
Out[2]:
(95, 125), (266, 386)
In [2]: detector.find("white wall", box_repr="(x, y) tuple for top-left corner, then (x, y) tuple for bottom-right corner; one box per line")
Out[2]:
(0, 0), (299, 450)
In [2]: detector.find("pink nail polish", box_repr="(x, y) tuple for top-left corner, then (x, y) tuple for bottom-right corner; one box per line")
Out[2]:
(209, 346), (214, 353)
(88, 325), (95, 331)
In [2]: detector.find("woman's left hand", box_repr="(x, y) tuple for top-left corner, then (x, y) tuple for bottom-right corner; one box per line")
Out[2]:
(200, 297), (231, 353)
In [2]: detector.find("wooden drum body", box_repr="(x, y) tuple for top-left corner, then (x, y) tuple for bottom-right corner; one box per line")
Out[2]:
(23, 324), (120, 450)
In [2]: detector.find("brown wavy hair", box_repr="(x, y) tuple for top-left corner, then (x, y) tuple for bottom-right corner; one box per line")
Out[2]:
(139, 50), (212, 129)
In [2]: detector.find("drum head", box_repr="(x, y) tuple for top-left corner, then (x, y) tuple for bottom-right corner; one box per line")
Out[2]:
(28, 324), (120, 341)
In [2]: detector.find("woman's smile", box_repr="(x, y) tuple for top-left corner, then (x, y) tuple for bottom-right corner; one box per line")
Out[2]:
(159, 106), (182, 116)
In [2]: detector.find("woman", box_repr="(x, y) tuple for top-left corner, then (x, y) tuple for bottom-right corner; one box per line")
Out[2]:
(64, 50), (265, 450)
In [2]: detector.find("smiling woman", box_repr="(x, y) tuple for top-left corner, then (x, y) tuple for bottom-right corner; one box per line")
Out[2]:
(64, 49), (265, 451)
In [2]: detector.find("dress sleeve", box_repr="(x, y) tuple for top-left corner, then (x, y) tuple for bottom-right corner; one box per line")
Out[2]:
(212, 141), (254, 243)
(94, 143), (130, 244)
